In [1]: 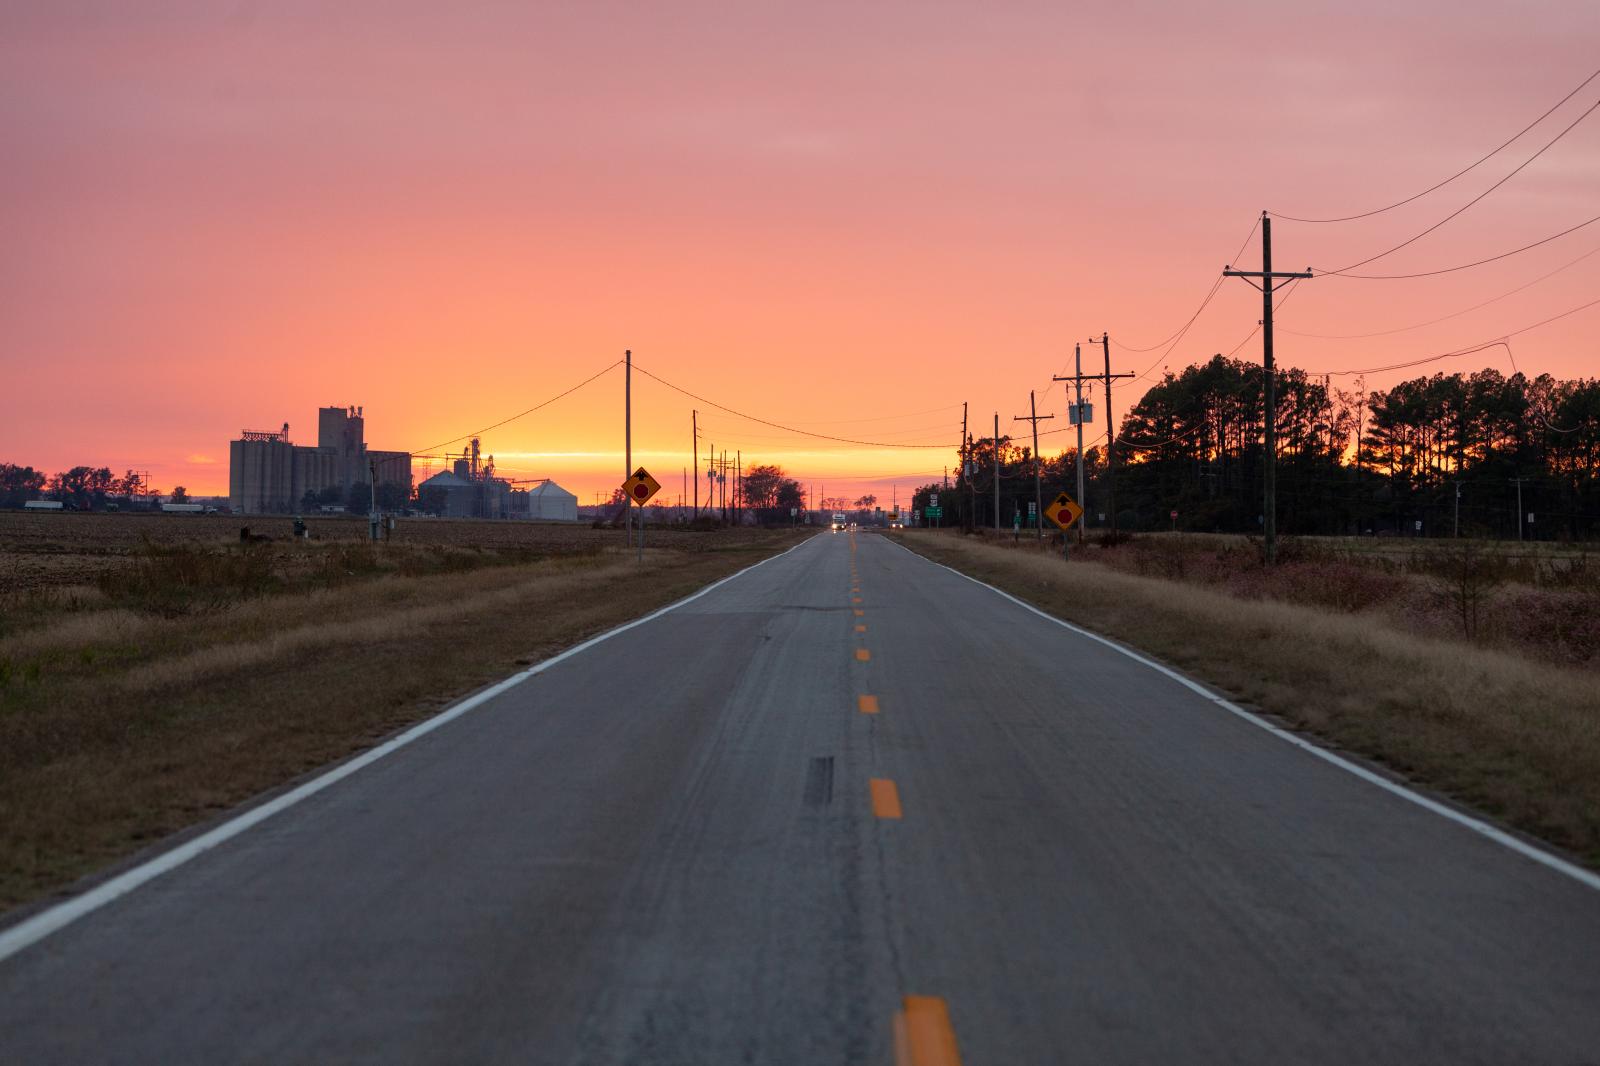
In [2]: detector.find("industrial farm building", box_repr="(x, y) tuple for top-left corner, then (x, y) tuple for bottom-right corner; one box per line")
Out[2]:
(229, 405), (411, 514)
(415, 440), (578, 520)
(518, 480), (579, 521)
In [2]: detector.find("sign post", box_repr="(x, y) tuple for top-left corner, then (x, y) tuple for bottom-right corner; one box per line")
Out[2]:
(1044, 491), (1084, 558)
(620, 467), (662, 562)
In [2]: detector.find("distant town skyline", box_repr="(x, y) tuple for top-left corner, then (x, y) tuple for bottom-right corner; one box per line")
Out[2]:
(3, 2), (1597, 503)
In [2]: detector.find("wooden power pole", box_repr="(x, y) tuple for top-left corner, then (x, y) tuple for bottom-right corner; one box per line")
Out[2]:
(1014, 390), (1053, 542)
(1225, 213), (1312, 564)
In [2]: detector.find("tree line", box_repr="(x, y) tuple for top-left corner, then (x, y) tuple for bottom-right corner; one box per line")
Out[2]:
(913, 360), (1600, 540)
(0, 465), (190, 510)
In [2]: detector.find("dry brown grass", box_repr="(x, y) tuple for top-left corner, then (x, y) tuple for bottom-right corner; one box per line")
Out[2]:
(0, 510), (770, 597)
(894, 530), (1600, 867)
(0, 527), (809, 911)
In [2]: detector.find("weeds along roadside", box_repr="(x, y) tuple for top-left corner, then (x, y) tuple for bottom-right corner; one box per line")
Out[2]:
(0, 529), (809, 910)
(893, 528), (1600, 870)
(974, 529), (1600, 671)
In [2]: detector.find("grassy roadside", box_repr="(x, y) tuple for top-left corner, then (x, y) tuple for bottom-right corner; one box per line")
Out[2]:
(892, 529), (1600, 868)
(0, 530), (810, 912)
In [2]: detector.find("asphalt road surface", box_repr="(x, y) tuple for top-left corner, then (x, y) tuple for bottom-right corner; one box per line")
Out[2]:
(4, 530), (1600, 1065)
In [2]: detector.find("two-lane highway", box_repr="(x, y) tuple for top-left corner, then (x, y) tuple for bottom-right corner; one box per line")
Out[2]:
(3, 530), (1599, 1064)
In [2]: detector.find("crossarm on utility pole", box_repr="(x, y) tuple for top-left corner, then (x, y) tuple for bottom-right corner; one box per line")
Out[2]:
(1224, 213), (1313, 565)
(1014, 392), (1054, 542)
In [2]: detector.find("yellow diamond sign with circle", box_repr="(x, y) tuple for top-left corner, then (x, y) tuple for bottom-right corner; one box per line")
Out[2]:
(622, 467), (662, 506)
(1044, 491), (1084, 531)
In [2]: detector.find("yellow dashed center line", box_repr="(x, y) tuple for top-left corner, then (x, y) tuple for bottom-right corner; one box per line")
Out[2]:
(858, 694), (879, 714)
(852, 597), (862, 604)
(893, 996), (962, 1066)
(855, 624), (866, 633)
(870, 778), (902, 819)
(855, 648), (871, 662)
(854, 609), (864, 617)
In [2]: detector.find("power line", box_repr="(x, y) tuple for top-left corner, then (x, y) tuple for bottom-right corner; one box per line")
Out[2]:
(416, 359), (623, 455)
(1119, 421), (1212, 451)
(1318, 210), (1600, 280)
(632, 363), (956, 448)
(1315, 93), (1600, 275)
(767, 402), (965, 426)
(1140, 271), (1303, 383)
(1309, 292), (1600, 377)
(1282, 242), (1600, 338)
(1115, 217), (1264, 366)
(697, 418), (962, 445)
(1275, 65), (1600, 223)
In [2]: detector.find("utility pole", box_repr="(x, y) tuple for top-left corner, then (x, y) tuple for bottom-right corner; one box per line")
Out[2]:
(1225, 214), (1312, 564)
(705, 445), (716, 519)
(1098, 333), (1133, 536)
(1511, 477), (1529, 541)
(736, 450), (742, 525)
(624, 348), (633, 547)
(1014, 390), (1054, 542)
(1053, 341), (1125, 543)
(993, 412), (1001, 534)
(692, 409), (698, 518)
(368, 458), (380, 542)
(961, 402), (972, 533)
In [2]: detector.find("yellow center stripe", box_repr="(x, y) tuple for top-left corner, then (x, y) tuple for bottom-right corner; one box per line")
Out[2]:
(893, 996), (962, 1066)
(855, 648), (871, 662)
(870, 778), (902, 819)
(855, 624), (866, 633)
(858, 695), (879, 714)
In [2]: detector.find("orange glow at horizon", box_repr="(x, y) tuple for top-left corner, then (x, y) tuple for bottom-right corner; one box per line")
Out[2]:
(3, 3), (1598, 504)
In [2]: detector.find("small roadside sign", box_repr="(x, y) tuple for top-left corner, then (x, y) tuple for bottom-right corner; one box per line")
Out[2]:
(930, 492), (939, 507)
(1044, 492), (1083, 531)
(621, 468), (661, 506)
(924, 505), (943, 519)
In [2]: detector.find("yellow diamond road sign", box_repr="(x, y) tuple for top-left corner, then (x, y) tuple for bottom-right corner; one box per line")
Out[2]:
(1044, 491), (1084, 531)
(622, 467), (661, 506)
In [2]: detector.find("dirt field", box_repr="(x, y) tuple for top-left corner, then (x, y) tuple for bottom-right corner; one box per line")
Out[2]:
(0, 511), (751, 597)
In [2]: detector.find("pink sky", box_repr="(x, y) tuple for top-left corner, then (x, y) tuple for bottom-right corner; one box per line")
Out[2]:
(2, 1), (1597, 503)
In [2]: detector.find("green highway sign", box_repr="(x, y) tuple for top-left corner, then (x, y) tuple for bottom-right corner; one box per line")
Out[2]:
(924, 506), (943, 518)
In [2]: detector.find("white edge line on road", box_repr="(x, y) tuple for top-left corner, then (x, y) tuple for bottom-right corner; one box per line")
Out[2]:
(0, 534), (821, 963)
(883, 536), (1600, 894)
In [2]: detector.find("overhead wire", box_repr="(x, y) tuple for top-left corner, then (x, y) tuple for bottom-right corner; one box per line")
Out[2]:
(1314, 94), (1600, 275)
(1308, 291), (1600, 377)
(1275, 65), (1600, 223)
(1311, 211), (1600, 280)
(1282, 241), (1600, 338)
(1117, 216), (1264, 378)
(416, 359), (622, 455)
(632, 363), (956, 448)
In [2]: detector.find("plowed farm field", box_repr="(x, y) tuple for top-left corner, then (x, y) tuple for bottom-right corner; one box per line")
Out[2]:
(0, 511), (758, 596)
